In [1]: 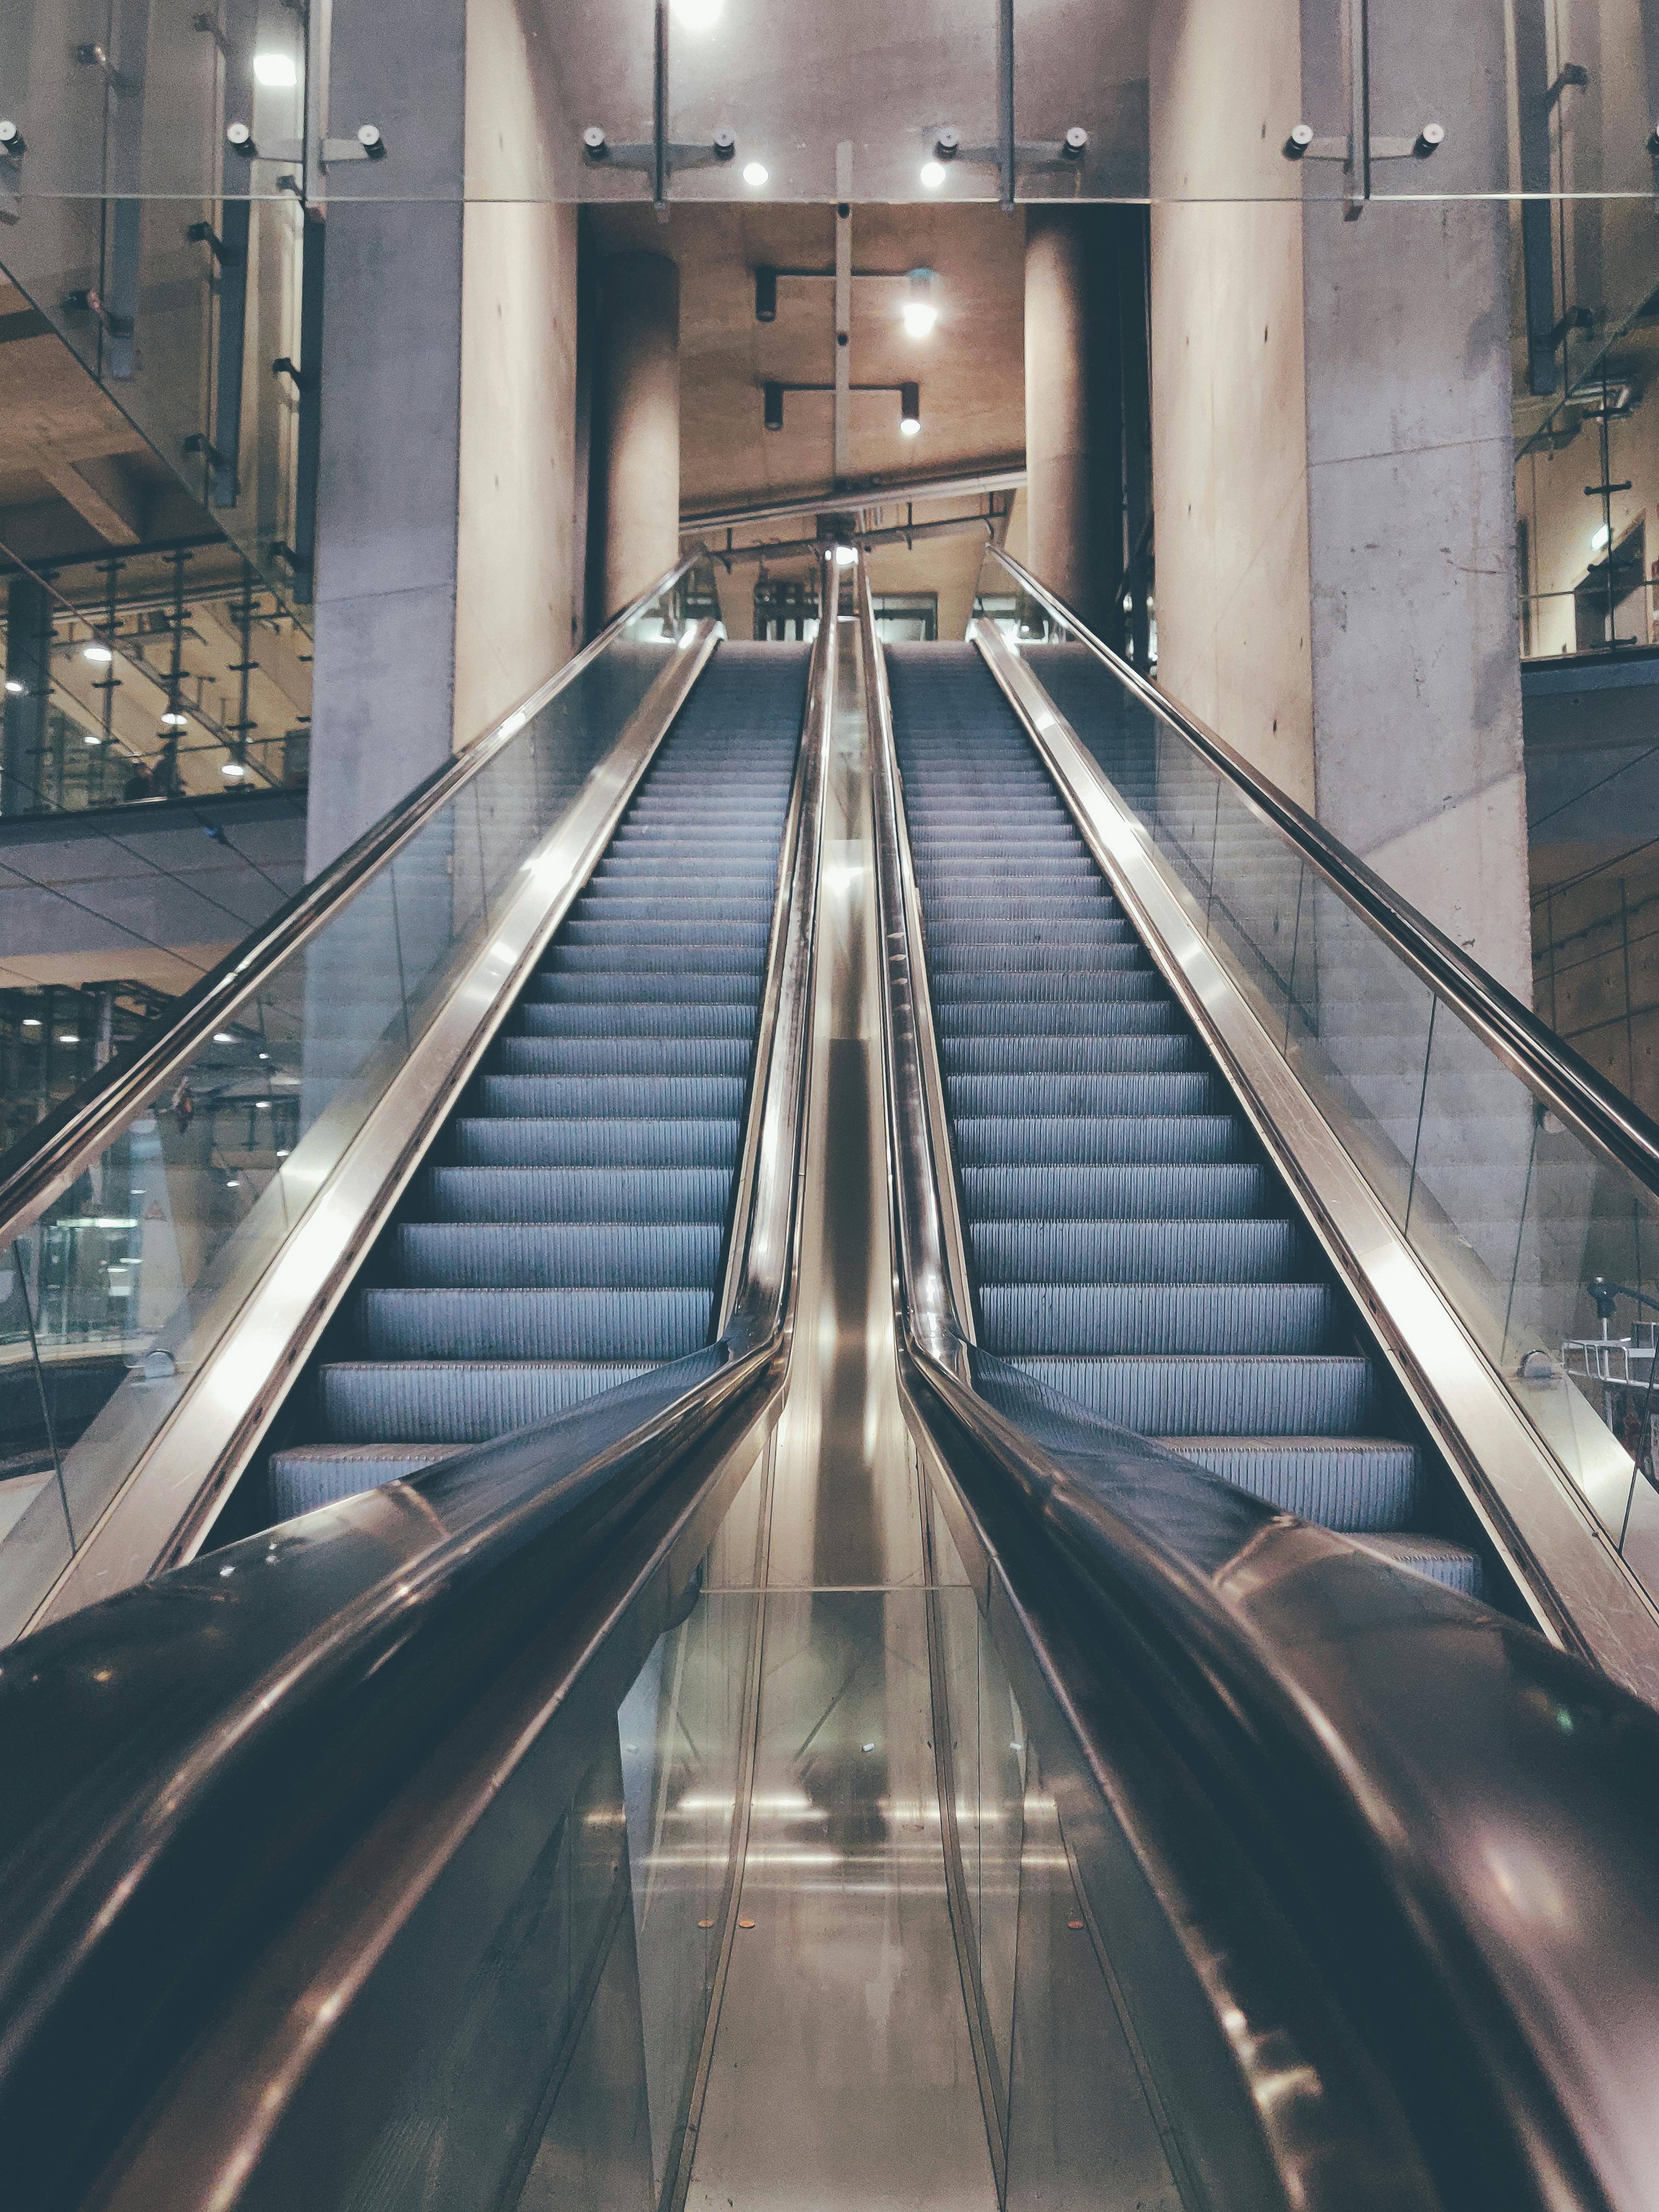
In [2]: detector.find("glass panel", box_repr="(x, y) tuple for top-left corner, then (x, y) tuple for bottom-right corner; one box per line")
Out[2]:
(983, 543), (1659, 1625)
(0, 570), (696, 1640)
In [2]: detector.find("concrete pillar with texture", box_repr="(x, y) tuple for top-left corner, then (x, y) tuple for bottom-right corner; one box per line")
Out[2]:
(1023, 209), (1119, 637)
(598, 252), (681, 622)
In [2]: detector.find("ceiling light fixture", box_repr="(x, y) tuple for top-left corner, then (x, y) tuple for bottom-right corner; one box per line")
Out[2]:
(900, 381), (921, 436)
(902, 268), (937, 338)
(919, 159), (946, 190)
(252, 51), (298, 88)
(1591, 523), (1611, 551)
(671, 0), (723, 25)
(82, 643), (114, 664)
(84, 733), (102, 746)
(4, 679), (23, 695)
(834, 544), (859, 567)
(161, 709), (188, 728)
(221, 759), (247, 779)
(742, 159), (768, 188)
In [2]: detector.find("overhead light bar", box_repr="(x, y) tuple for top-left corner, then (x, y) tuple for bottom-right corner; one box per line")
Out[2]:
(902, 269), (937, 338)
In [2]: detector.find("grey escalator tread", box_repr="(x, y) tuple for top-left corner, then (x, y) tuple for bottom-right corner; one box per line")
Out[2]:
(889, 640), (1481, 1598)
(276, 642), (809, 1516)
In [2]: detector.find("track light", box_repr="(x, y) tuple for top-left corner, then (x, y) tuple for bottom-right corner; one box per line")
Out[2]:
(919, 159), (946, 190)
(900, 382), (921, 436)
(833, 544), (858, 567)
(755, 266), (778, 322)
(902, 269), (936, 338)
(763, 381), (784, 432)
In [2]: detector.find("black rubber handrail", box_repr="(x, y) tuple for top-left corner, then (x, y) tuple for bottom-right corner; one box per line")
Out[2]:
(863, 560), (1659, 2212)
(989, 544), (1659, 1201)
(0, 550), (707, 1245)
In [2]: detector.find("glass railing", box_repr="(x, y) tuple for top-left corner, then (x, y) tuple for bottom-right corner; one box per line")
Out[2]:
(974, 543), (1659, 1621)
(0, 557), (711, 1639)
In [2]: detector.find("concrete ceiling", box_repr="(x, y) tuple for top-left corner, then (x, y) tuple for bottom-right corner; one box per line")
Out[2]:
(590, 199), (1027, 632)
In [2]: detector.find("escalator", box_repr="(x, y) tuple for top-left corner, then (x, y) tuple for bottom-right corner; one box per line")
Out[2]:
(1, 553), (1659, 2212)
(886, 643), (1483, 1595)
(269, 649), (805, 1514)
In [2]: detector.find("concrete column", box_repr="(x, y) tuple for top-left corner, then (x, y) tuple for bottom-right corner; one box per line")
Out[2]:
(598, 253), (681, 621)
(1148, 0), (1531, 996)
(2, 575), (51, 819)
(1023, 210), (1119, 637)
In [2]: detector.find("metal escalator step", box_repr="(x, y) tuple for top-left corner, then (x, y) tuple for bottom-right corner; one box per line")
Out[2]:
(1350, 1531), (1483, 1597)
(521, 972), (760, 1006)
(450, 1117), (739, 1169)
(493, 1036), (749, 1077)
(931, 969), (1169, 1006)
(541, 944), (767, 978)
(930, 943), (1147, 976)
(949, 1072), (1224, 1118)
(971, 1217), (1303, 1286)
(1169, 1437), (1423, 1530)
(357, 1285), (712, 1361)
(1013, 1353), (1379, 1435)
(560, 896), (774, 925)
(943, 1035), (1198, 1076)
(319, 1360), (655, 1442)
(938, 999), (1183, 1037)
(268, 1443), (462, 1516)
(423, 1166), (730, 1223)
(474, 1074), (747, 1119)
(394, 1221), (722, 1289)
(954, 1115), (1248, 1167)
(983, 1281), (1340, 1356)
(560, 918), (771, 950)
(512, 1002), (756, 1039)
(963, 1162), (1276, 1219)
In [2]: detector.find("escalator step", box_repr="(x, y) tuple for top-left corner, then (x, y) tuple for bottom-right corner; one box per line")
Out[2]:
(954, 1115), (1248, 1167)
(492, 1037), (750, 1077)
(962, 1162), (1278, 1219)
(357, 1286), (711, 1361)
(971, 1217), (1304, 1285)
(320, 1359), (656, 1441)
(949, 1072), (1225, 1118)
(984, 1282), (1340, 1357)
(423, 1166), (731, 1224)
(451, 1117), (740, 1169)
(1011, 1354), (1380, 1436)
(394, 1221), (722, 1289)
(1351, 1532), (1484, 1597)
(268, 1443), (461, 1516)
(473, 1074), (747, 1119)
(1170, 1437), (1423, 1529)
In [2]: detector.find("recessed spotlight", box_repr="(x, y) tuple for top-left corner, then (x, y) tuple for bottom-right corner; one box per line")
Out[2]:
(82, 643), (114, 665)
(252, 52), (297, 87)
(742, 159), (768, 188)
(920, 159), (947, 190)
